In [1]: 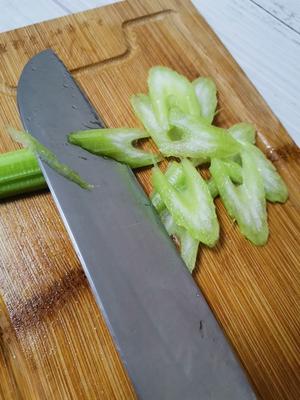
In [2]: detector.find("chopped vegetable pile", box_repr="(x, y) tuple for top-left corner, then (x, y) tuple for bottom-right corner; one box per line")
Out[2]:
(5, 66), (288, 273)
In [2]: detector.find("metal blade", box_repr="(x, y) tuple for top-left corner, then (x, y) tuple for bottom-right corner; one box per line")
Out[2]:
(17, 50), (256, 400)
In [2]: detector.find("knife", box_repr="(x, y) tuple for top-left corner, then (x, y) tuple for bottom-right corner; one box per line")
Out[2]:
(17, 49), (256, 400)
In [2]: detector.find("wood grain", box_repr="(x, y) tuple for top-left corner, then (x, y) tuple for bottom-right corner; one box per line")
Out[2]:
(0, 0), (299, 398)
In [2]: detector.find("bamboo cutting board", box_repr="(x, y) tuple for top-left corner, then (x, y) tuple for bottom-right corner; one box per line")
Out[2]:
(0, 0), (299, 398)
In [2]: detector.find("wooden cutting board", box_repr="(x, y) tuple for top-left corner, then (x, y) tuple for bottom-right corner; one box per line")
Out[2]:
(0, 0), (299, 398)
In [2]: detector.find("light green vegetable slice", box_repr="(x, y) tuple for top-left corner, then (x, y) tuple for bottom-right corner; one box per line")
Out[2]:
(210, 151), (269, 245)
(0, 148), (46, 199)
(151, 163), (200, 272)
(165, 108), (241, 159)
(193, 77), (217, 124)
(131, 94), (168, 147)
(8, 128), (93, 190)
(159, 208), (199, 273)
(151, 159), (242, 212)
(69, 128), (161, 169)
(148, 66), (201, 131)
(246, 144), (288, 203)
(151, 161), (185, 213)
(229, 123), (256, 145)
(152, 158), (219, 246)
(229, 125), (288, 203)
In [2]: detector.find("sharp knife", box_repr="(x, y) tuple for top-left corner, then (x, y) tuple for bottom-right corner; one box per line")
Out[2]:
(17, 50), (256, 400)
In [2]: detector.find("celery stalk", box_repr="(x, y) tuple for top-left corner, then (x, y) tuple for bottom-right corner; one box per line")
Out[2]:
(0, 149), (46, 199)
(159, 208), (199, 273)
(193, 77), (217, 124)
(165, 108), (241, 159)
(229, 125), (288, 203)
(229, 123), (256, 144)
(69, 128), (161, 168)
(152, 159), (219, 246)
(210, 151), (269, 245)
(8, 128), (92, 190)
(148, 66), (201, 130)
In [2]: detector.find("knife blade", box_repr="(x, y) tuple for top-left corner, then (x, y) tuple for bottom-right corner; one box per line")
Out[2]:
(17, 49), (256, 400)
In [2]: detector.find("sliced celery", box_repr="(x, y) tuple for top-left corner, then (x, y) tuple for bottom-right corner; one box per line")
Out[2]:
(152, 159), (219, 246)
(152, 164), (200, 272)
(210, 151), (269, 245)
(148, 66), (201, 131)
(0, 148), (46, 199)
(159, 208), (199, 273)
(193, 77), (217, 124)
(229, 123), (256, 145)
(246, 144), (288, 203)
(151, 161), (185, 213)
(229, 125), (288, 203)
(165, 108), (240, 159)
(69, 128), (161, 169)
(9, 128), (92, 190)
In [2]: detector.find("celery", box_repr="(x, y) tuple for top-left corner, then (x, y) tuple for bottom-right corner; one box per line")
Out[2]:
(0, 148), (46, 199)
(159, 208), (199, 273)
(9, 128), (92, 190)
(152, 159), (219, 246)
(69, 128), (161, 168)
(210, 151), (269, 245)
(166, 108), (240, 159)
(148, 66), (201, 131)
(229, 125), (288, 203)
(151, 162), (200, 272)
(193, 77), (217, 124)
(229, 123), (256, 145)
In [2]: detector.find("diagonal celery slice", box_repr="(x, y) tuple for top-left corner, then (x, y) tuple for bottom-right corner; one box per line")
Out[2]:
(210, 151), (269, 245)
(131, 94), (168, 148)
(246, 144), (288, 203)
(151, 162), (200, 273)
(159, 208), (199, 273)
(151, 161), (185, 213)
(69, 128), (161, 169)
(193, 77), (217, 124)
(148, 66), (201, 131)
(8, 128), (93, 190)
(229, 123), (256, 145)
(152, 159), (219, 246)
(229, 124), (288, 203)
(151, 160), (242, 212)
(166, 108), (241, 159)
(131, 94), (239, 161)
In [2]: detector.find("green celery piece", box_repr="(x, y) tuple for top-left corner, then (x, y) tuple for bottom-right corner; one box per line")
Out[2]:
(131, 94), (164, 136)
(193, 77), (217, 124)
(207, 178), (218, 199)
(130, 93), (170, 151)
(202, 123), (254, 198)
(9, 128), (92, 190)
(148, 66), (201, 131)
(152, 164), (200, 272)
(229, 125), (288, 203)
(131, 95), (214, 163)
(229, 123), (256, 144)
(0, 148), (46, 199)
(210, 151), (269, 245)
(166, 108), (241, 159)
(179, 227), (199, 273)
(69, 128), (161, 169)
(159, 208), (199, 273)
(151, 159), (242, 212)
(246, 144), (288, 203)
(151, 161), (185, 212)
(152, 159), (219, 246)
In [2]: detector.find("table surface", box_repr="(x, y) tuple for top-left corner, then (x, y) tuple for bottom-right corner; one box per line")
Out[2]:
(0, 0), (299, 146)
